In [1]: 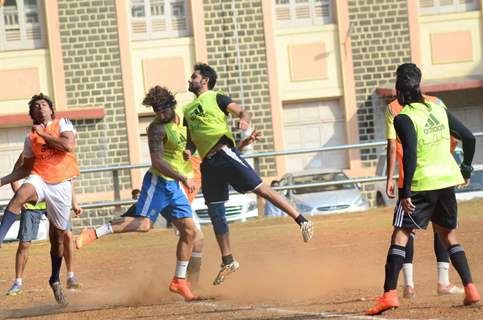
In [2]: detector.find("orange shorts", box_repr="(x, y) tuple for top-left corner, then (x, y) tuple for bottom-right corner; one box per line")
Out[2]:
(183, 156), (202, 204)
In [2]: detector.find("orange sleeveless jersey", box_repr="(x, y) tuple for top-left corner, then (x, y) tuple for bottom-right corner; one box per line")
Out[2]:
(29, 119), (80, 184)
(388, 96), (457, 189)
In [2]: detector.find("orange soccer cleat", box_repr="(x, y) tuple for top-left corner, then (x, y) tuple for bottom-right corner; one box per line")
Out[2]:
(366, 289), (400, 316)
(75, 228), (97, 249)
(169, 277), (198, 301)
(463, 283), (480, 306)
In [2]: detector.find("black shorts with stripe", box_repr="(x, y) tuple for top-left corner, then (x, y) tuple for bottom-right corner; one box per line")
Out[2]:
(392, 187), (458, 230)
(201, 145), (263, 204)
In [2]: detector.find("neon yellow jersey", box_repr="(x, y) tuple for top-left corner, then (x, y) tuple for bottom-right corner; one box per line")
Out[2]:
(24, 201), (47, 211)
(399, 101), (463, 191)
(149, 108), (193, 180)
(385, 105), (397, 140)
(183, 90), (236, 159)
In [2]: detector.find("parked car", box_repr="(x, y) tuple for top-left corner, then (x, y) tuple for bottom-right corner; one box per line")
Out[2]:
(374, 147), (483, 206)
(0, 212), (49, 242)
(279, 169), (370, 215)
(191, 186), (259, 225)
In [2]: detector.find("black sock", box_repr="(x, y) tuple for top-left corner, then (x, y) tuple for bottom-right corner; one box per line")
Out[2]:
(404, 233), (414, 264)
(295, 214), (308, 226)
(434, 232), (449, 262)
(384, 245), (406, 292)
(187, 256), (202, 285)
(222, 254), (234, 265)
(49, 253), (63, 285)
(448, 244), (472, 286)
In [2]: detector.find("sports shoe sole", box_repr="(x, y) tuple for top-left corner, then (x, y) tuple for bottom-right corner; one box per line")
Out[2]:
(213, 261), (240, 286)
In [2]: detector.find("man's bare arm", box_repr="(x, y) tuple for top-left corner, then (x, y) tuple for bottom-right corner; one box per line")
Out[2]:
(1, 157), (34, 187)
(34, 126), (75, 153)
(227, 102), (250, 130)
(10, 153), (24, 192)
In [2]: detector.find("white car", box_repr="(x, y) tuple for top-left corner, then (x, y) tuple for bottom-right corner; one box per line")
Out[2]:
(191, 188), (259, 225)
(280, 169), (370, 216)
(0, 212), (49, 242)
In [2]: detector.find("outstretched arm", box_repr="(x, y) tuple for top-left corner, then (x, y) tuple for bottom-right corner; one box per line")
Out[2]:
(237, 129), (261, 151)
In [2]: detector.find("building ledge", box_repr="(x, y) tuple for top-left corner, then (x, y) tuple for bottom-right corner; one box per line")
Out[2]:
(376, 76), (483, 97)
(0, 106), (105, 128)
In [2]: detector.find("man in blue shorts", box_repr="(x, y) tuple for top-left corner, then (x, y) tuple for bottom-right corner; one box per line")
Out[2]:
(76, 86), (200, 301)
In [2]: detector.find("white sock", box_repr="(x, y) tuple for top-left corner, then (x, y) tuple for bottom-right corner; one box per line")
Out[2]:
(67, 272), (75, 279)
(191, 251), (202, 258)
(95, 223), (113, 238)
(402, 263), (414, 288)
(15, 278), (22, 285)
(437, 262), (450, 286)
(175, 260), (189, 279)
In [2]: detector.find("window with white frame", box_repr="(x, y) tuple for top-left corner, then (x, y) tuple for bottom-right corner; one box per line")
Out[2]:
(275, 0), (332, 28)
(419, 0), (480, 15)
(0, 0), (46, 51)
(130, 0), (191, 40)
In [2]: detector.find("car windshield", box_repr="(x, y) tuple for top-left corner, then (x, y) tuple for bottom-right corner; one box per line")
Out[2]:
(291, 172), (355, 194)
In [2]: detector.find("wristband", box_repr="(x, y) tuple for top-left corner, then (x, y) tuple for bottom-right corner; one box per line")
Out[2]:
(460, 163), (473, 180)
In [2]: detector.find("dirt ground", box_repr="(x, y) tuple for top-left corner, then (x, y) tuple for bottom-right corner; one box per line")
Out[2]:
(1, 199), (483, 320)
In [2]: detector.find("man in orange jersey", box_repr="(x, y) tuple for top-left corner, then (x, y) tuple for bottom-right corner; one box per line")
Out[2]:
(385, 96), (463, 298)
(0, 93), (79, 306)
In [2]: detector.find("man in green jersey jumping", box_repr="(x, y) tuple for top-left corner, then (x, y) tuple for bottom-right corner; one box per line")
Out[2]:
(183, 63), (313, 286)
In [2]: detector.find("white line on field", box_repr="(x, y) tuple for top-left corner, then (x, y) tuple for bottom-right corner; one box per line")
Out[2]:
(196, 301), (443, 320)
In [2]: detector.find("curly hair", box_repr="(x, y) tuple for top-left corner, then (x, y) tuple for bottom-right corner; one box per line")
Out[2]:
(194, 63), (217, 89)
(28, 93), (55, 123)
(395, 63), (425, 106)
(142, 85), (177, 111)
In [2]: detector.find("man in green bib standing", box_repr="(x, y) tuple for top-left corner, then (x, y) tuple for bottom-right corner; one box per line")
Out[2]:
(183, 63), (313, 286)
(367, 63), (480, 315)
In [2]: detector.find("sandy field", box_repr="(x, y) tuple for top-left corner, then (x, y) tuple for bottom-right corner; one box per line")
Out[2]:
(1, 199), (482, 320)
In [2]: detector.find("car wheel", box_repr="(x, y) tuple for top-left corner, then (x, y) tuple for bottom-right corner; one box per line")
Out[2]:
(376, 193), (385, 207)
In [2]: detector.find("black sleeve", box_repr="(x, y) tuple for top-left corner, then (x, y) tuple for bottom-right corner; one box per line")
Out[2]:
(216, 94), (233, 115)
(394, 114), (417, 198)
(446, 110), (475, 170)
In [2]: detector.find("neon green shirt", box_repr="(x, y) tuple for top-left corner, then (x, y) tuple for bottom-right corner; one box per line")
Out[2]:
(149, 108), (193, 180)
(399, 101), (463, 191)
(183, 90), (235, 159)
(24, 201), (47, 211)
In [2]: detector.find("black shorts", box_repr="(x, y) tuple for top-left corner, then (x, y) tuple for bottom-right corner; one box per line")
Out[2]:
(392, 187), (458, 230)
(201, 146), (263, 204)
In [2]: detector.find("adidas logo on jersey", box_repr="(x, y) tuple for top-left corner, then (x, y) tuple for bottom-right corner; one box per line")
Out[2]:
(424, 113), (445, 134)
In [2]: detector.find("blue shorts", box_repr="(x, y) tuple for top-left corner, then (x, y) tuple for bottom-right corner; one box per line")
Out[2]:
(201, 146), (263, 204)
(18, 209), (47, 242)
(136, 171), (192, 223)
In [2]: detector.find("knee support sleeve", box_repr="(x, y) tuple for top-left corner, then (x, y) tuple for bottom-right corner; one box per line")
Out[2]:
(207, 203), (228, 235)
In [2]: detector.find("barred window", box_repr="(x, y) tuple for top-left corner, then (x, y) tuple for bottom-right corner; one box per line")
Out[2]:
(0, 0), (46, 51)
(129, 0), (191, 40)
(419, 0), (479, 15)
(275, 0), (332, 28)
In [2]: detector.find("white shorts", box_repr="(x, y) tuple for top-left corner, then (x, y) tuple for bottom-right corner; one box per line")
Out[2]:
(24, 174), (72, 230)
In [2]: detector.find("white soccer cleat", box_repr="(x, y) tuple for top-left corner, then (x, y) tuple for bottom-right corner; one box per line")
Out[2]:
(213, 260), (240, 285)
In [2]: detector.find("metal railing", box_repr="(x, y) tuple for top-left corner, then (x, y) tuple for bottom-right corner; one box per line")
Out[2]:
(77, 132), (483, 211)
(2, 132), (482, 210)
